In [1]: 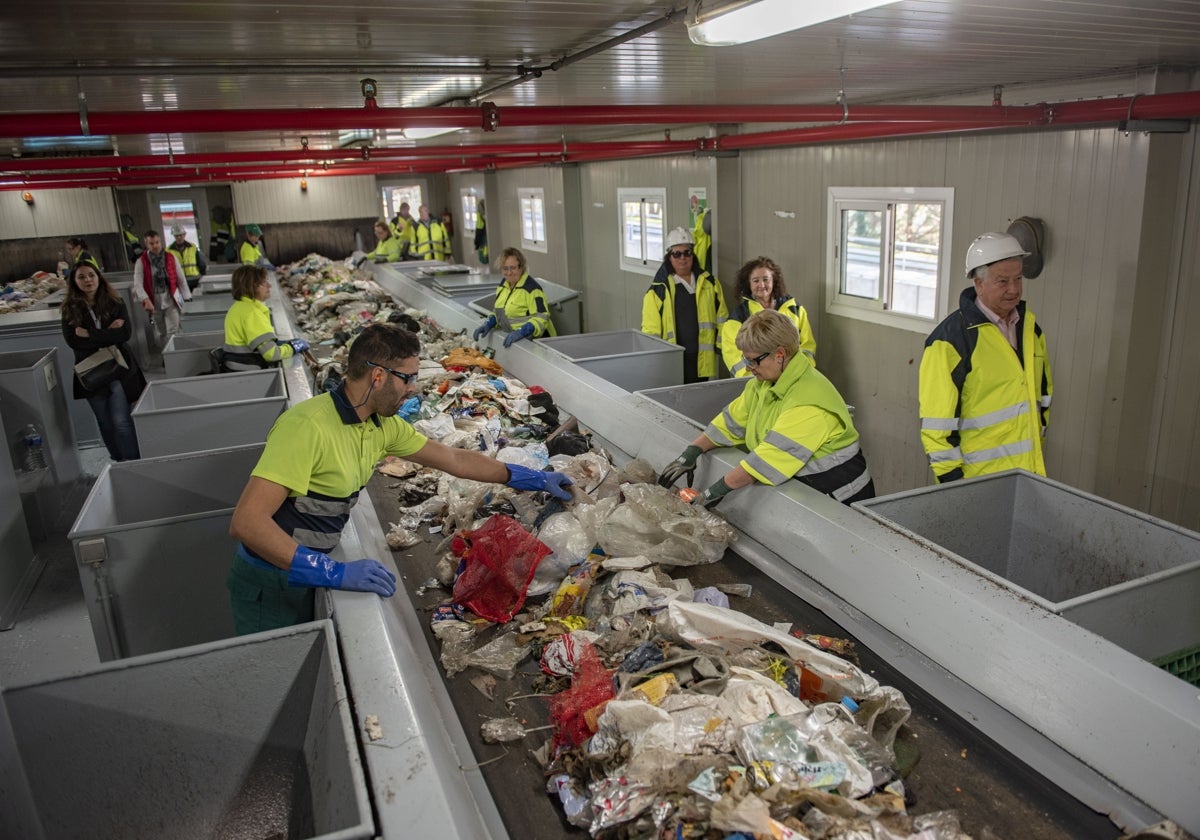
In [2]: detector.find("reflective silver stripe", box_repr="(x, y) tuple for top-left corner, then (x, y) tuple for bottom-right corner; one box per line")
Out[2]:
(697, 342), (715, 352)
(832, 468), (873, 502)
(294, 496), (354, 517)
(959, 401), (1028, 430)
(698, 321), (715, 331)
(962, 439), (1033, 464)
(292, 529), (340, 551)
(799, 441), (860, 477)
(731, 359), (748, 375)
(247, 331), (279, 355)
(704, 422), (736, 447)
(665, 330), (676, 342)
(764, 429), (814, 464)
(223, 343), (256, 354)
(720, 406), (746, 439)
(1040, 395), (1052, 407)
(743, 451), (789, 485)
(928, 446), (963, 463)
(921, 416), (960, 431)
(801, 349), (815, 361)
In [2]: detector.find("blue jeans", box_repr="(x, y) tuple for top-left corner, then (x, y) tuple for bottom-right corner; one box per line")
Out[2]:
(85, 379), (141, 461)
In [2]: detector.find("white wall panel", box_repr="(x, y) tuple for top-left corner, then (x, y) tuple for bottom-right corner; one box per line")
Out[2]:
(493, 168), (568, 287)
(0, 188), (117, 239)
(232, 175), (376, 224)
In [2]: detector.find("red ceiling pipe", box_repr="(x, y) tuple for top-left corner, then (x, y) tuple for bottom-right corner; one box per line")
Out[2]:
(0, 103), (1052, 139)
(1, 94), (1197, 141)
(717, 120), (1022, 150)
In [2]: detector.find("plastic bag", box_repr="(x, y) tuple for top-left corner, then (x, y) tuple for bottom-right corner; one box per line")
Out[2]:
(481, 716), (527, 743)
(527, 511), (592, 596)
(451, 514), (551, 623)
(596, 483), (737, 566)
(440, 475), (494, 535)
(497, 442), (549, 469)
(465, 632), (531, 680)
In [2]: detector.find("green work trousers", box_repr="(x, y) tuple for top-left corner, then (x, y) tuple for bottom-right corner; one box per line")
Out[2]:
(226, 553), (315, 634)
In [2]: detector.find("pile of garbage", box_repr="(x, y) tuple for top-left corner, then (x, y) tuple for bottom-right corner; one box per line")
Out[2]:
(0, 272), (64, 315)
(275, 255), (967, 837)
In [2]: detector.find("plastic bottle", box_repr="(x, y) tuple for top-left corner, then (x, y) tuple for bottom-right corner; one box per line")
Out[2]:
(19, 424), (47, 471)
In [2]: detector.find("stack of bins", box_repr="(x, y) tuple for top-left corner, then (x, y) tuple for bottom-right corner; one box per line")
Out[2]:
(130, 368), (286, 458)
(537, 329), (683, 391)
(68, 443), (264, 660)
(0, 620), (374, 840)
(854, 470), (1200, 682)
(180, 293), (236, 333)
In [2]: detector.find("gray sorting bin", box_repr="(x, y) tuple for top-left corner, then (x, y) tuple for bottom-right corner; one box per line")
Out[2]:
(181, 293), (235, 333)
(538, 329), (683, 391)
(68, 443), (264, 660)
(636, 378), (748, 429)
(0, 620), (374, 840)
(0, 395), (38, 630)
(0, 348), (81, 538)
(162, 329), (225, 378)
(855, 470), (1200, 667)
(131, 368), (286, 458)
(198, 271), (233, 296)
(468, 275), (583, 336)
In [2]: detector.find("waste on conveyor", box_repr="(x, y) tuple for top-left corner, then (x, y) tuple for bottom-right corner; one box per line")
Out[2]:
(0, 271), (64, 314)
(274, 254), (967, 839)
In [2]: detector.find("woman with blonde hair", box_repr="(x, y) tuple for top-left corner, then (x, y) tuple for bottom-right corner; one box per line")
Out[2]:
(659, 309), (872, 507)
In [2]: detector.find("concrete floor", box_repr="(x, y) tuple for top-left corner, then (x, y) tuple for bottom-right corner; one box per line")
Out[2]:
(0, 445), (112, 686)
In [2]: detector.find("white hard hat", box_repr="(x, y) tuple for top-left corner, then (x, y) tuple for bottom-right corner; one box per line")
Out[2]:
(664, 226), (694, 255)
(170, 223), (186, 236)
(965, 232), (1029, 277)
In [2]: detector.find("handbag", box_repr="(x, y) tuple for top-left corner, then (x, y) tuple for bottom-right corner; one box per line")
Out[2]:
(74, 345), (128, 391)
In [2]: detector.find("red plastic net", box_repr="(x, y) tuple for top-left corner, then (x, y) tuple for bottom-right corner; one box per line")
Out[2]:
(550, 640), (616, 748)
(451, 514), (551, 623)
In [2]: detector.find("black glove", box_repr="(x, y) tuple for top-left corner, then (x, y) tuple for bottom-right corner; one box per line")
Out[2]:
(657, 445), (703, 488)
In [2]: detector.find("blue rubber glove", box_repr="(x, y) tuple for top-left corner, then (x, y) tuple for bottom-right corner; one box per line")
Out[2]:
(503, 322), (536, 348)
(505, 463), (573, 501)
(397, 396), (421, 421)
(473, 316), (497, 341)
(288, 338), (310, 354)
(286, 545), (396, 597)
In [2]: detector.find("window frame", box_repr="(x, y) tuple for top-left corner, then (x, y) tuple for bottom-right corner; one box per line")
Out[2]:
(617, 187), (667, 277)
(381, 184), (422, 222)
(824, 186), (955, 333)
(518, 187), (547, 253)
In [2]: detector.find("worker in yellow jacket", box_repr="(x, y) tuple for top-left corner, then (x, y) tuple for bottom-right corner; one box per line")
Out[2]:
(721, 256), (815, 377)
(364, 220), (402, 263)
(641, 227), (728, 383)
(411, 205), (450, 261)
(472, 247), (556, 348)
(919, 232), (1052, 482)
(222, 265), (308, 371)
(240, 224), (275, 270)
(658, 309), (873, 507)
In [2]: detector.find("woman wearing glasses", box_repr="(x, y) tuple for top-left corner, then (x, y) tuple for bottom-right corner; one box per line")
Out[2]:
(720, 256), (816, 377)
(472, 247), (556, 349)
(222, 265), (309, 371)
(641, 227), (729, 383)
(658, 309), (874, 507)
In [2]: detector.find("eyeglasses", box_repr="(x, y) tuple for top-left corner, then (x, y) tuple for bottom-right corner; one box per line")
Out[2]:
(501, 264), (521, 272)
(668, 249), (693, 259)
(744, 351), (771, 369)
(367, 361), (419, 384)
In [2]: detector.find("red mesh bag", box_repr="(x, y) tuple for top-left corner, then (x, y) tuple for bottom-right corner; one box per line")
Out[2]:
(451, 514), (551, 623)
(550, 641), (616, 748)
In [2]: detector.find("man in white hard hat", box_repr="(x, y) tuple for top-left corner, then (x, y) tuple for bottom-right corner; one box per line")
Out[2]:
(168, 223), (207, 293)
(641, 226), (728, 383)
(918, 232), (1053, 482)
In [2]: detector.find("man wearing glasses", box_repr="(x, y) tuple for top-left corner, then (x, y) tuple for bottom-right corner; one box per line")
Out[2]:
(227, 323), (573, 633)
(641, 227), (729, 383)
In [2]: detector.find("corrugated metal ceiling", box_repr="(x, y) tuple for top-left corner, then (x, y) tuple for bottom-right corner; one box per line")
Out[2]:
(2, 0), (1199, 157)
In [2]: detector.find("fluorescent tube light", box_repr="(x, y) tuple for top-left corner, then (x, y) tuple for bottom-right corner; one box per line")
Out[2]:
(687, 0), (900, 46)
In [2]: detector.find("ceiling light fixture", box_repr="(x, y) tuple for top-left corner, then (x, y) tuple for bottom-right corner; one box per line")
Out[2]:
(686, 0), (900, 46)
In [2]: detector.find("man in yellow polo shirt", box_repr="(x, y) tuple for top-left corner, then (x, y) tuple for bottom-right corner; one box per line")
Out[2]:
(227, 323), (573, 633)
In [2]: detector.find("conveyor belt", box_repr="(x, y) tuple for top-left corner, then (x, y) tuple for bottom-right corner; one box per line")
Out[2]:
(366, 471), (1118, 840)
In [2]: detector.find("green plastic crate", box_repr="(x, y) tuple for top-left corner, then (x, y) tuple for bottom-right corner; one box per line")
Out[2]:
(1154, 643), (1200, 687)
